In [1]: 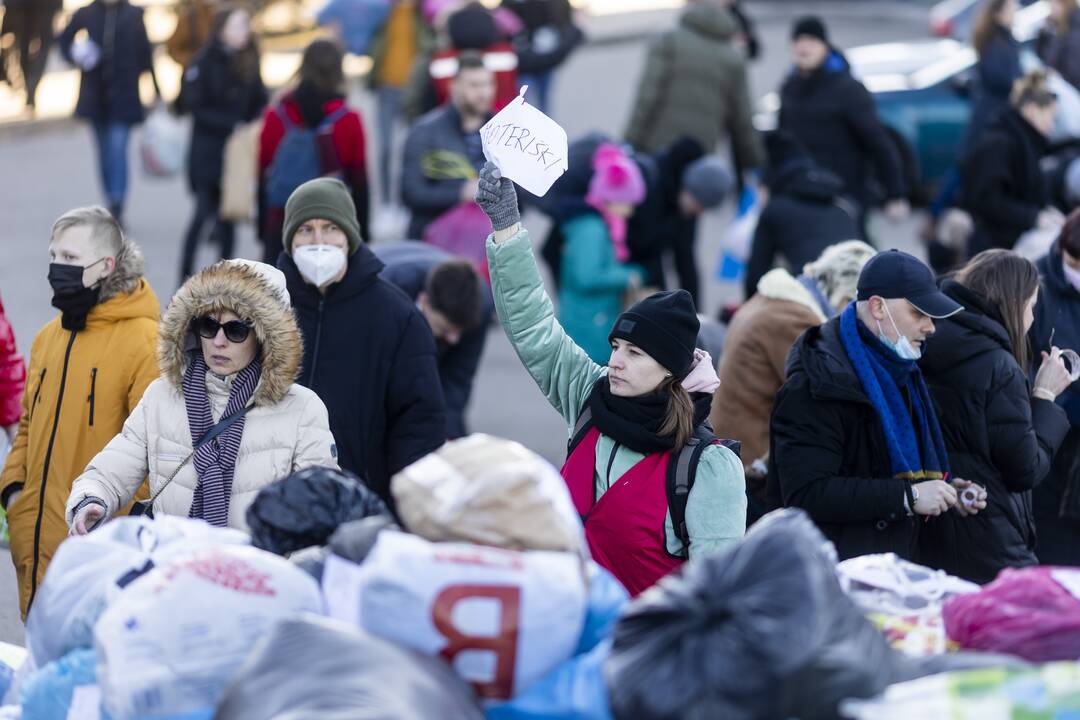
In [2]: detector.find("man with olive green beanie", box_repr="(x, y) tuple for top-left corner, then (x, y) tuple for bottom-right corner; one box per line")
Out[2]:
(277, 178), (446, 505)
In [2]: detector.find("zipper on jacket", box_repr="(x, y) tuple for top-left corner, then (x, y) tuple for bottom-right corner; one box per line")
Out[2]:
(306, 297), (326, 387)
(27, 331), (77, 612)
(29, 369), (46, 424)
(88, 368), (97, 427)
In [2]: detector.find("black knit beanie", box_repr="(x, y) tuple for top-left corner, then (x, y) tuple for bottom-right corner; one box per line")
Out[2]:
(283, 178), (362, 255)
(791, 16), (828, 44)
(609, 290), (699, 378)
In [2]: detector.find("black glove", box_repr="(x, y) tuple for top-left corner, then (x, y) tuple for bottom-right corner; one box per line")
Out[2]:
(475, 161), (521, 231)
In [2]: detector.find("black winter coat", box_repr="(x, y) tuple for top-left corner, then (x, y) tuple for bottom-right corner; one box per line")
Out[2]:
(961, 109), (1048, 256)
(966, 25), (1022, 152)
(57, 0), (154, 125)
(1030, 244), (1080, 565)
(183, 41), (267, 191)
(767, 318), (918, 561)
(372, 242), (492, 441)
(778, 52), (904, 209)
(279, 247), (446, 505)
(919, 281), (1070, 584)
(744, 163), (859, 298)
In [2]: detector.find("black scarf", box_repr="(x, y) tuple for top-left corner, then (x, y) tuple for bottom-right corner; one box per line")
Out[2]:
(586, 377), (712, 455)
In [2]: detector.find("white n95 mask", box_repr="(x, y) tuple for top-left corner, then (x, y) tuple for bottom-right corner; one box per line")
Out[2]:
(294, 244), (347, 288)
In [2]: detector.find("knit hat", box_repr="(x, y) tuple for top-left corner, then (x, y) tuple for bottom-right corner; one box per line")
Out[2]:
(587, 143), (646, 206)
(609, 290), (700, 378)
(792, 16), (828, 43)
(681, 156), (733, 210)
(283, 178), (362, 255)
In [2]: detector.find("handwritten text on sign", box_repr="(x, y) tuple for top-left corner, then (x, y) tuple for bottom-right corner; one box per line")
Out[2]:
(480, 86), (568, 197)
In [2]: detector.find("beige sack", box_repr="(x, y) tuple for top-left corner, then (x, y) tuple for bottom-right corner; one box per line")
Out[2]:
(219, 121), (261, 223)
(391, 434), (584, 555)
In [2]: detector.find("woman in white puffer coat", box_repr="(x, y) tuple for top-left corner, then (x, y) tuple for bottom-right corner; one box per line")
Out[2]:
(67, 259), (338, 534)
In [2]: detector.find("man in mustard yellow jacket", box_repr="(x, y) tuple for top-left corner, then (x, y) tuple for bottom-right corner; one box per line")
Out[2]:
(0, 206), (159, 618)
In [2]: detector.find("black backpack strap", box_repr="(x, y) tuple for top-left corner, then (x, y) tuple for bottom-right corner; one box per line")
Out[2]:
(666, 425), (740, 559)
(566, 406), (593, 457)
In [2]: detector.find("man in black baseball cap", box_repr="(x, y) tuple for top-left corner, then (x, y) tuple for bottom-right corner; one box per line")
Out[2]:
(767, 248), (968, 563)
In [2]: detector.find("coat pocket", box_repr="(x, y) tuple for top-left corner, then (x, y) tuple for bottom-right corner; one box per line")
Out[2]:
(28, 369), (46, 425)
(88, 368), (98, 427)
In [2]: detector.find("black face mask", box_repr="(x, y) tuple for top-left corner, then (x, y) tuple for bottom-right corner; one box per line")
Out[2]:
(49, 261), (104, 331)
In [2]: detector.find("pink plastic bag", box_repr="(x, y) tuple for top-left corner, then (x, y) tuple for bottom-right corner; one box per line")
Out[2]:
(943, 566), (1080, 661)
(423, 202), (492, 267)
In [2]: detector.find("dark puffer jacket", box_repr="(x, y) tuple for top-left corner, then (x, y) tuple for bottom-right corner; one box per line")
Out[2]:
(744, 163), (859, 298)
(278, 246), (446, 506)
(1030, 244), (1080, 565)
(624, 2), (762, 169)
(767, 317), (917, 561)
(778, 51), (904, 210)
(961, 109), (1048, 256)
(919, 281), (1070, 584)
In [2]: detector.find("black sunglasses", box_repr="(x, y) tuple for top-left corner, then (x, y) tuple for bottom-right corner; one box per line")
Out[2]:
(193, 315), (253, 343)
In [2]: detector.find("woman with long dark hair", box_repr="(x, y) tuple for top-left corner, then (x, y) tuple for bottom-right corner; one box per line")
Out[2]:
(920, 250), (1073, 583)
(969, 0), (1022, 146)
(179, 3), (267, 281)
(475, 161), (746, 596)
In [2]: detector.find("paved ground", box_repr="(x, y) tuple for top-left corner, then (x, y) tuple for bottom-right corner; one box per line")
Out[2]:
(0, 2), (929, 645)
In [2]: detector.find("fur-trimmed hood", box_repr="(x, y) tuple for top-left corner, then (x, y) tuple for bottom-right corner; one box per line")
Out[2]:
(158, 261), (303, 406)
(756, 268), (828, 323)
(98, 235), (146, 303)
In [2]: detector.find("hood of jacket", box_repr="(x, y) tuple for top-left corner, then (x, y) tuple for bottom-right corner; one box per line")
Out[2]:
(770, 163), (847, 203)
(680, 2), (737, 41)
(159, 261), (303, 407)
(1039, 240), (1080, 301)
(921, 280), (1013, 374)
(994, 107), (1050, 156)
(279, 243), (386, 309)
(786, 314), (869, 405)
(85, 278), (159, 329)
(757, 268), (829, 323)
(785, 49), (852, 94)
(97, 235), (147, 303)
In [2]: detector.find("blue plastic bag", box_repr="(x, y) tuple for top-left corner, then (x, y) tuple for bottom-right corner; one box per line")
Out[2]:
(20, 648), (107, 720)
(714, 185), (760, 282)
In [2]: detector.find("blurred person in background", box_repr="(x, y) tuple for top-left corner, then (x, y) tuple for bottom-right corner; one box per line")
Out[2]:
(500, 0), (583, 113)
(58, 0), (160, 224)
(179, 4), (267, 281)
(744, 131), (860, 299)
(961, 71), (1064, 256)
(1, 207), (159, 618)
(0, 295), (25, 444)
(0, 0), (62, 111)
(165, 0), (219, 71)
(779, 16), (908, 235)
(920, 250), (1072, 584)
(401, 52), (493, 239)
(713, 241), (875, 521)
(969, 0), (1023, 146)
(258, 39), (370, 264)
(1037, 0), (1080, 91)
(1030, 211), (1080, 565)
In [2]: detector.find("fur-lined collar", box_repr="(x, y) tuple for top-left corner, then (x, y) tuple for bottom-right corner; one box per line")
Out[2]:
(757, 268), (828, 323)
(98, 237), (146, 303)
(158, 261), (302, 406)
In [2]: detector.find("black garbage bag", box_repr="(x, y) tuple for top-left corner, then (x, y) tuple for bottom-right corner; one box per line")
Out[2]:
(328, 516), (400, 565)
(214, 615), (484, 720)
(246, 466), (390, 556)
(605, 509), (909, 720)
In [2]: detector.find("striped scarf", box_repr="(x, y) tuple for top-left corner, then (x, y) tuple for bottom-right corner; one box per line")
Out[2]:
(183, 354), (261, 527)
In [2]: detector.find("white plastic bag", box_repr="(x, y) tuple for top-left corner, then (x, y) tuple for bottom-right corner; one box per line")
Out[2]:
(322, 530), (588, 702)
(94, 544), (323, 720)
(26, 516), (248, 669)
(140, 105), (186, 178)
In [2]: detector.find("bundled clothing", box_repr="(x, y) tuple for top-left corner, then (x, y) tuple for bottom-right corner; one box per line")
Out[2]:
(488, 227), (746, 596)
(919, 281), (1070, 584)
(279, 245), (446, 505)
(768, 312), (942, 561)
(0, 0), (62, 107)
(1030, 243), (1080, 565)
(961, 109), (1048, 256)
(1037, 13), (1080, 92)
(0, 295), (26, 428)
(967, 25), (1022, 152)
(258, 87), (371, 263)
(624, 1), (762, 172)
(373, 242), (492, 439)
(1, 245), (159, 618)
(502, 0), (583, 111)
(401, 103), (487, 240)
(778, 51), (904, 213)
(66, 261), (337, 535)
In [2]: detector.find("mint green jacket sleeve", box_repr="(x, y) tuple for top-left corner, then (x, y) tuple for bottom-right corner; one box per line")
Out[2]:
(487, 228), (606, 429)
(665, 443), (747, 557)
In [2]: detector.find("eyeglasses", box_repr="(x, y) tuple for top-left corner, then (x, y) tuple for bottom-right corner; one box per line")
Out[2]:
(193, 315), (253, 343)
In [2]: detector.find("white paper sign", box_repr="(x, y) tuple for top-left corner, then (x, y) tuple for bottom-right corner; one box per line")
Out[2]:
(480, 86), (568, 197)
(67, 685), (102, 720)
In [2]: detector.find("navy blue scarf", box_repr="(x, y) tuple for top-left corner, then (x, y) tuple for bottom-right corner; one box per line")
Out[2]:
(838, 303), (949, 481)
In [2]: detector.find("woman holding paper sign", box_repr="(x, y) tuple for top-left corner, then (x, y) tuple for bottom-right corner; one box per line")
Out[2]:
(477, 160), (746, 596)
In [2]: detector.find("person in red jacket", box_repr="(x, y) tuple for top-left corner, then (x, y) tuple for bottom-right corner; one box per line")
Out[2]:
(258, 39), (370, 265)
(0, 294), (26, 442)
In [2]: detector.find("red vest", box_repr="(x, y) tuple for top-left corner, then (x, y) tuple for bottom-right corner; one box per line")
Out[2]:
(429, 44), (520, 112)
(560, 427), (683, 597)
